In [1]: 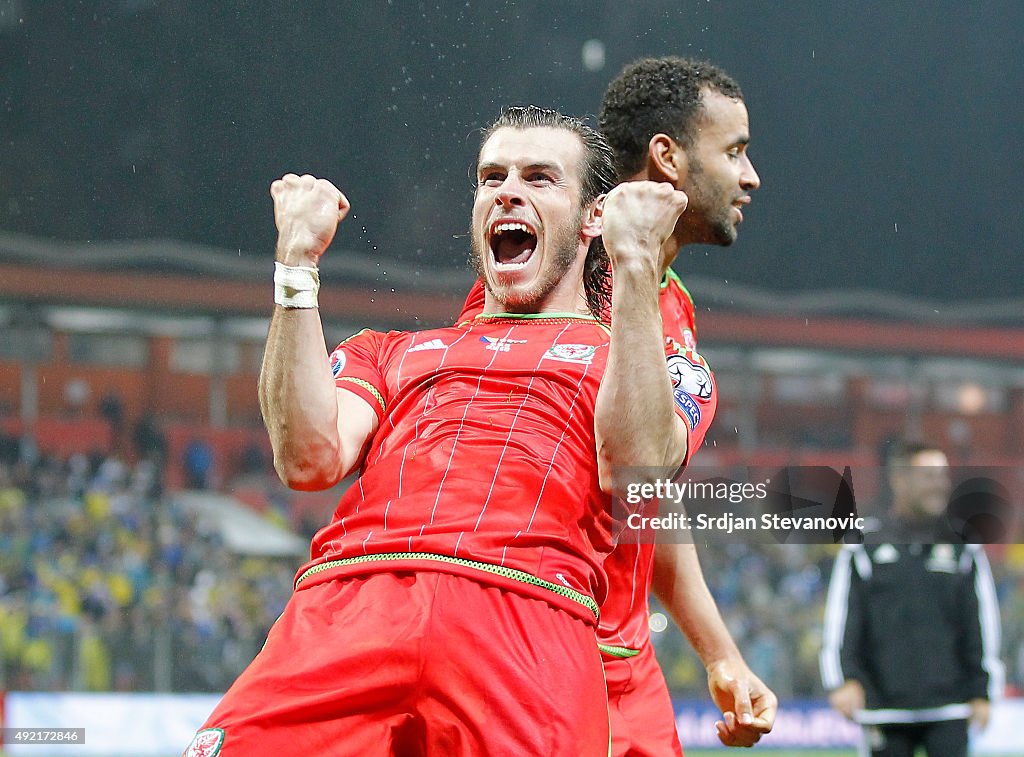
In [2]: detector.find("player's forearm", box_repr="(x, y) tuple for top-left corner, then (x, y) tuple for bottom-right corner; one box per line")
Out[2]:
(595, 258), (687, 491)
(259, 306), (347, 490)
(652, 543), (743, 669)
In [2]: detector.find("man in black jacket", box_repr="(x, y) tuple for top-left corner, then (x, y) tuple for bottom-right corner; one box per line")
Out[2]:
(820, 440), (1004, 757)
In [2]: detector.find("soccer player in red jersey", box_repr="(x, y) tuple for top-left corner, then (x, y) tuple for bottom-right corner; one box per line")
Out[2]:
(457, 57), (778, 754)
(183, 106), (700, 757)
(599, 56), (778, 755)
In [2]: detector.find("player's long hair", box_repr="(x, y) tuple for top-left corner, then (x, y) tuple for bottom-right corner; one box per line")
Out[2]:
(599, 56), (744, 180)
(479, 106), (615, 319)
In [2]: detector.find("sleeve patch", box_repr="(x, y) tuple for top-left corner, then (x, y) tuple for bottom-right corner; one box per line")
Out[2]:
(672, 389), (702, 430)
(666, 353), (713, 399)
(330, 348), (346, 377)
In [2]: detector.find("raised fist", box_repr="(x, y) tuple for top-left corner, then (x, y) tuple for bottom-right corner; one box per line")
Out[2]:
(270, 174), (351, 267)
(601, 180), (687, 271)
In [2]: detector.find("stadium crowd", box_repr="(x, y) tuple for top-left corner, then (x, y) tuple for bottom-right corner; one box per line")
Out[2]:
(0, 431), (294, 693)
(1, 429), (1021, 701)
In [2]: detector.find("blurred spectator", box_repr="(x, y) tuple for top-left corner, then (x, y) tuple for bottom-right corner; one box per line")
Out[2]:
(133, 414), (167, 465)
(99, 392), (125, 448)
(183, 439), (214, 490)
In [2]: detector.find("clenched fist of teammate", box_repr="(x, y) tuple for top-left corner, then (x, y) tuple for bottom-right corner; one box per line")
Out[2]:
(270, 174), (351, 268)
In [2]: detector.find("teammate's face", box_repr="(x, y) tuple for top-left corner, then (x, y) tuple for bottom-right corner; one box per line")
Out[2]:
(891, 450), (951, 520)
(471, 127), (596, 312)
(679, 90), (760, 246)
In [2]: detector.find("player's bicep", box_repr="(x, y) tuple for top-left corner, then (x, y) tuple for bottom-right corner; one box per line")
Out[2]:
(335, 385), (380, 478)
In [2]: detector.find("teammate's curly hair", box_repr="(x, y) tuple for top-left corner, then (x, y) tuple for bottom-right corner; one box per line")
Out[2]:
(599, 57), (743, 180)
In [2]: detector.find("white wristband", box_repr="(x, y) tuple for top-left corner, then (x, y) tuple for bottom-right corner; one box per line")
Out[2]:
(274, 262), (320, 309)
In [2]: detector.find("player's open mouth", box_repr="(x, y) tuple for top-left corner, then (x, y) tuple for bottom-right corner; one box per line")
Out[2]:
(489, 220), (538, 268)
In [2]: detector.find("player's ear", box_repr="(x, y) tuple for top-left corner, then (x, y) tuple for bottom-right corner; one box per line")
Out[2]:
(648, 133), (686, 184)
(580, 194), (604, 240)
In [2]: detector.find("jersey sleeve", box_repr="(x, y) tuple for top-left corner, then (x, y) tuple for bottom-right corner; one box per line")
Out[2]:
(658, 269), (712, 464)
(664, 345), (717, 466)
(456, 278), (487, 323)
(662, 268), (698, 350)
(328, 329), (389, 422)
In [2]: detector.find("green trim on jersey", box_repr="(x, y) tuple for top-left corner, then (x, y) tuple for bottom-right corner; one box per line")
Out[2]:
(474, 311), (601, 322)
(294, 552), (600, 620)
(597, 643), (641, 658)
(338, 376), (386, 415)
(339, 327), (374, 344)
(662, 267), (694, 305)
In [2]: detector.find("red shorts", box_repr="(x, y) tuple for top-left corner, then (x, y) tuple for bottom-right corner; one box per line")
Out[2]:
(185, 571), (610, 756)
(603, 642), (683, 757)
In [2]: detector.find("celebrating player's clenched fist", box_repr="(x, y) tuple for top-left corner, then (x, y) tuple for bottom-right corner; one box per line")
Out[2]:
(601, 180), (687, 273)
(270, 174), (351, 268)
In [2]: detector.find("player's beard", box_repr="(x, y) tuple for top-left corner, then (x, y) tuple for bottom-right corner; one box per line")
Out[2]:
(469, 213), (582, 312)
(685, 157), (738, 247)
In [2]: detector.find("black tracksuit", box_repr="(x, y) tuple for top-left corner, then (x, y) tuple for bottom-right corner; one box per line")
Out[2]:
(821, 540), (1003, 756)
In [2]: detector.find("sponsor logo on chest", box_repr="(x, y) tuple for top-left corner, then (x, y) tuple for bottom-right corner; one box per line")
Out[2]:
(480, 335), (528, 352)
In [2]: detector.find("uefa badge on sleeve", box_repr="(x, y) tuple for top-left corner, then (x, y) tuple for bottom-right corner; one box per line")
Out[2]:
(665, 354), (713, 399)
(666, 353), (713, 430)
(184, 728), (225, 757)
(330, 348), (346, 378)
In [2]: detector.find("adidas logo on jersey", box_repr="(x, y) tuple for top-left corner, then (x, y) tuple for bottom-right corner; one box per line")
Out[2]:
(408, 338), (448, 353)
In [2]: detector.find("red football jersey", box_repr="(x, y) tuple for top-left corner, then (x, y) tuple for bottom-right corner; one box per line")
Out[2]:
(457, 270), (716, 651)
(300, 314), (619, 624)
(598, 268), (712, 650)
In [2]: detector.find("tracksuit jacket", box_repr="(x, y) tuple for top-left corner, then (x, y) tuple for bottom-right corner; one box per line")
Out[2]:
(821, 539), (1003, 724)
